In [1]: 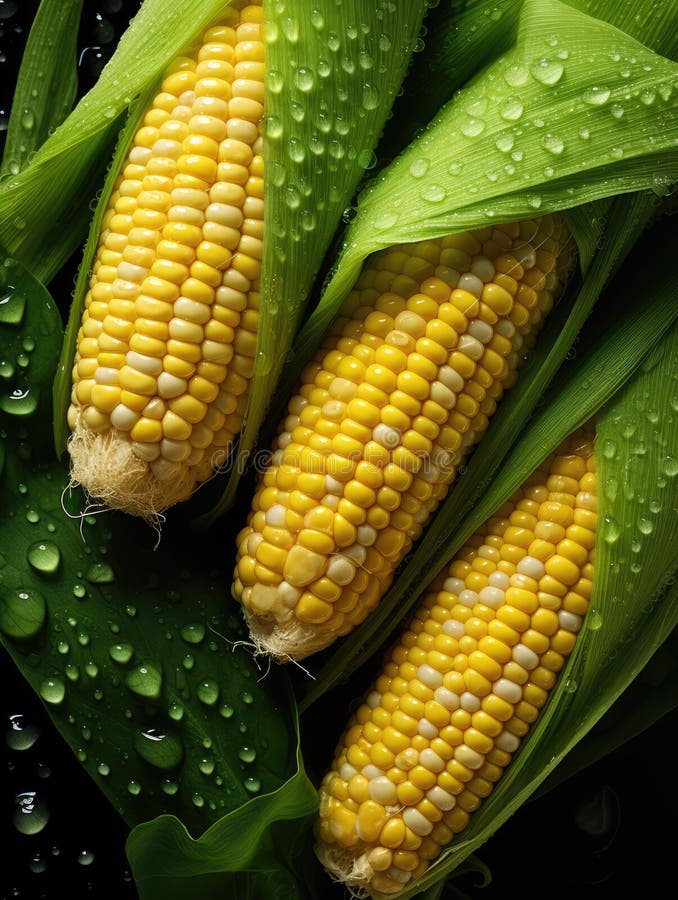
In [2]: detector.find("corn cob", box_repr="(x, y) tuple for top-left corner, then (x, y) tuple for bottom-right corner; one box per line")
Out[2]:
(315, 425), (597, 895)
(67, 1), (264, 518)
(234, 215), (575, 659)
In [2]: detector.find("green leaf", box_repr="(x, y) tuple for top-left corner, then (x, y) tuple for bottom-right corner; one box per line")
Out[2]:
(126, 726), (317, 900)
(382, 0), (523, 155)
(204, 0), (430, 521)
(292, 0), (678, 365)
(0, 0), (83, 179)
(0, 258), (304, 838)
(0, 256), (62, 430)
(384, 0), (678, 158)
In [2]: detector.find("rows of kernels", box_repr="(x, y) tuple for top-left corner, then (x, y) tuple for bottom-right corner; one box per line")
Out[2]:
(234, 216), (574, 647)
(69, 2), (264, 486)
(315, 427), (597, 893)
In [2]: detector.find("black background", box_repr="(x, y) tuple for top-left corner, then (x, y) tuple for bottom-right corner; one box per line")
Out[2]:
(0, 2), (675, 898)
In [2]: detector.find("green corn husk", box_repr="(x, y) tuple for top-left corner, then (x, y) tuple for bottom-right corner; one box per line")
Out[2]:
(49, 0), (430, 459)
(384, 0), (678, 154)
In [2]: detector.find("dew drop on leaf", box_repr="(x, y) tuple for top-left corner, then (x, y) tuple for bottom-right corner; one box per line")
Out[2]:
(500, 97), (523, 121)
(125, 663), (162, 700)
(0, 288), (26, 326)
(86, 562), (114, 584)
(582, 86), (610, 105)
(197, 679), (220, 706)
(0, 587), (46, 639)
(26, 540), (60, 575)
(503, 63), (529, 87)
(39, 677), (65, 705)
(180, 623), (206, 645)
(135, 727), (184, 770)
(531, 57), (564, 85)
(109, 643), (134, 664)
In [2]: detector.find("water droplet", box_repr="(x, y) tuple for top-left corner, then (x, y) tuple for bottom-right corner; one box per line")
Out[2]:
(168, 701), (184, 721)
(125, 663), (162, 700)
(639, 89), (655, 106)
(661, 455), (677, 477)
(127, 780), (141, 796)
(97, 762), (110, 776)
(265, 115), (283, 139)
(39, 677), (65, 705)
(0, 386), (38, 416)
(241, 691), (254, 705)
(77, 850), (95, 866)
(180, 623), (205, 645)
(219, 704), (234, 719)
(0, 289), (26, 326)
(420, 184), (447, 203)
(135, 727), (184, 770)
(13, 791), (49, 835)
(109, 643), (133, 664)
(56, 640), (69, 655)
(526, 194), (542, 209)
(500, 97), (523, 121)
(199, 756), (215, 775)
(243, 777), (261, 794)
(461, 118), (485, 138)
(503, 63), (529, 87)
(5, 713), (40, 751)
(409, 158), (430, 178)
(495, 133), (514, 153)
(192, 792), (205, 808)
(72, 583), (86, 599)
(602, 516), (620, 544)
(602, 439), (617, 460)
(65, 664), (79, 682)
(638, 517), (653, 535)
(26, 540), (60, 575)
(362, 83), (380, 110)
(295, 67), (314, 92)
(373, 211), (398, 231)
(582, 86), (610, 106)
(563, 678), (577, 693)
(25, 508), (40, 524)
(531, 57), (564, 85)
(197, 680), (220, 706)
(542, 133), (565, 155)
(182, 653), (195, 670)
(29, 852), (47, 874)
(238, 746), (256, 764)
(0, 587), (46, 640)
(609, 146), (624, 159)
(86, 562), (114, 584)
(266, 69), (283, 94)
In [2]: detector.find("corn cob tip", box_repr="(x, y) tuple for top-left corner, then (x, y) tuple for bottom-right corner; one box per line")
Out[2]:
(241, 589), (335, 662)
(314, 843), (374, 898)
(68, 417), (198, 520)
